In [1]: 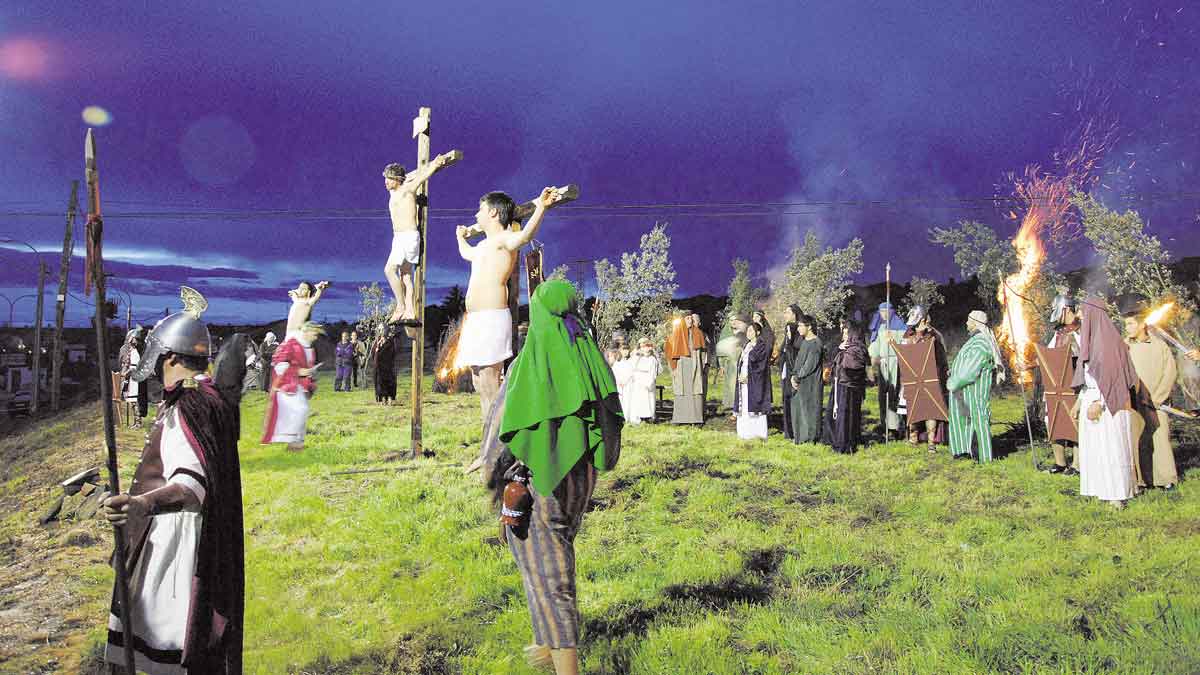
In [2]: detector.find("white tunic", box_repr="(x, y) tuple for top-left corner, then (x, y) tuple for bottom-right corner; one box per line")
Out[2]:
(1077, 364), (1136, 502)
(736, 342), (768, 440)
(611, 358), (636, 424)
(107, 405), (207, 675)
(628, 354), (660, 423)
(124, 347), (141, 400)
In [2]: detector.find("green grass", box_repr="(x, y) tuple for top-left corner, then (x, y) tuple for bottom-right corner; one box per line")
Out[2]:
(7, 371), (1200, 674)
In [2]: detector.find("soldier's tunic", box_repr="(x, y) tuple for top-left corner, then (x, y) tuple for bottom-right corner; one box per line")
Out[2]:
(947, 331), (996, 461)
(868, 325), (905, 433)
(1128, 333), (1178, 487)
(1047, 327), (1080, 468)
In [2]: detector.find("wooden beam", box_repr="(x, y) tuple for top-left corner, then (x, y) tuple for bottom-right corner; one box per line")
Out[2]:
(462, 184), (579, 240)
(410, 107), (432, 459)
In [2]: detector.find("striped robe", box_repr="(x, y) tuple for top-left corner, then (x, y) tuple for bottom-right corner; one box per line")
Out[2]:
(947, 331), (996, 461)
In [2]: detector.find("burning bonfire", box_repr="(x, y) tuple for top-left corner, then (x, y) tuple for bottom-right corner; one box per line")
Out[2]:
(433, 317), (474, 394)
(995, 167), (1077, 385)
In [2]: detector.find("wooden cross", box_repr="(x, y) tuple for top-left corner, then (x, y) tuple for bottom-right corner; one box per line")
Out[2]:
(410, 106), (462, 459)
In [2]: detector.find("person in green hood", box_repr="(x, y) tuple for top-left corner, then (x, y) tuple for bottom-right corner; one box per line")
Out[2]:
(477, 278), (623, 675)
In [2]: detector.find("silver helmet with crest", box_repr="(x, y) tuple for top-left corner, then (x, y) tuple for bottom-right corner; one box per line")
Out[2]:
(906, 304), (928, 327)
(1049, 294), (1077, 325)
(130, 287), (212, 382)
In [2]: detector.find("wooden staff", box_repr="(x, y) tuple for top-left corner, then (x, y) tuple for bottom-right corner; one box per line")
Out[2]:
(85, 129), (136, 674)
(1000, 274), (1037, 469)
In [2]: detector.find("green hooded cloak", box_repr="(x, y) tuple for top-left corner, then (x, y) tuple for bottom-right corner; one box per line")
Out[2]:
(500, 280), (624, 495)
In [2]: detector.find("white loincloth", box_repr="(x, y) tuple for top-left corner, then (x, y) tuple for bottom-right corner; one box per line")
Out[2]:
(454, 308), (513, 368)
(386, 229), (421, 266)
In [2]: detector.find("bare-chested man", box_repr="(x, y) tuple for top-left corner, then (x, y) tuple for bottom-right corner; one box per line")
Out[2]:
(454, 188), (561, 424)
(383, 154), (454, 325)
(286, 280), (329, 335)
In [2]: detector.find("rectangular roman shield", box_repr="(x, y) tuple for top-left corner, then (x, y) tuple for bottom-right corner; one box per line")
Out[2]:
(1035, 343), (1078, 443)
(894, 339), (949, 423)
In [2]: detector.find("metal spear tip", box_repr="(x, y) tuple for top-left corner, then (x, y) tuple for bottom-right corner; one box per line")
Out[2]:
(85, 128), (96, 163)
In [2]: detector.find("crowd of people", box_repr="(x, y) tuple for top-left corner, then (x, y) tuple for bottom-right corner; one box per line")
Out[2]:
(95, 170), (1199, 675)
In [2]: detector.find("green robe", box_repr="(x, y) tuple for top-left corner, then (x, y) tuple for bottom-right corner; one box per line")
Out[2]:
(789, 337), (824, 443)
(500, 280), (623, 496)
(947, 331), (996, 462)
(868, 328), (905, 432)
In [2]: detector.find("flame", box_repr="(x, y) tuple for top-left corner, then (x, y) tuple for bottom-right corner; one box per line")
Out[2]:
(1145, 302), (1175, 326)
(996, 166), (1077, 385)
(434, 325), (470, 391)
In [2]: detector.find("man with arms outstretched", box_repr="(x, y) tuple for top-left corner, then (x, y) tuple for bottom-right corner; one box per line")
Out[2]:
(455, 188), (560, 428)
(383, 154), (454, 325)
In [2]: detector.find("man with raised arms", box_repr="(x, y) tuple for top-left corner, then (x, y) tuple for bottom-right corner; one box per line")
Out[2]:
(382, 154), (454, 325)
(455, 187), (561, 427)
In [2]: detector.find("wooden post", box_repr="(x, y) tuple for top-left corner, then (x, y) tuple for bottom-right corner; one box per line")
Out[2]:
(52, 182), (78, 412)
(410, 107), (432, 459)
(31, 262), (45, 415)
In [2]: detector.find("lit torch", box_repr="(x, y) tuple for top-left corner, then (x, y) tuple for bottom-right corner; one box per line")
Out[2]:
(1145, 301), (1196, 355)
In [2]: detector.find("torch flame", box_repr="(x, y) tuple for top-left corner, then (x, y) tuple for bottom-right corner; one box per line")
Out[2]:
(1145, 302), (1175, 326)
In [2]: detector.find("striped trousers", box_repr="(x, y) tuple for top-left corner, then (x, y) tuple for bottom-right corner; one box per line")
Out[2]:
(506, 457), (598, 649)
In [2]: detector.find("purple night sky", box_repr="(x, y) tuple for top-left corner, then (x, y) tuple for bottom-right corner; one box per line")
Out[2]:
(1, 1), (1198, 326)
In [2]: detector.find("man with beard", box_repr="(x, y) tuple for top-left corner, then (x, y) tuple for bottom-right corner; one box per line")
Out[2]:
(1123, 304), (1178, 490)
(788, 311), (824, 444)
(102, 287), (243, 674)
(947, 310), (1005, 462)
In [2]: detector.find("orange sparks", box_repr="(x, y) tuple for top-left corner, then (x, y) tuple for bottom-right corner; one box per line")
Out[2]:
(1145, 302), (1175, 326)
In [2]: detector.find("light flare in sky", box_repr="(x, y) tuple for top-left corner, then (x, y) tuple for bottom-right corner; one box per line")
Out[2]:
(82, 106), (112, 126)
(0, 37), (51, 81)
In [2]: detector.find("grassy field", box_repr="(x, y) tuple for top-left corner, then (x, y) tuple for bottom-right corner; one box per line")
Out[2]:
(2, 371), (1199, 674)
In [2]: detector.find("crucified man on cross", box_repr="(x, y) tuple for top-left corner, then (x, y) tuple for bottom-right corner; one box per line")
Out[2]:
(382, 153), (455, 326)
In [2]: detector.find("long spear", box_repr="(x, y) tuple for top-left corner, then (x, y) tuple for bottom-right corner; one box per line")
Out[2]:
(86, 129), (136, 675)
(884, 262), (891, 443)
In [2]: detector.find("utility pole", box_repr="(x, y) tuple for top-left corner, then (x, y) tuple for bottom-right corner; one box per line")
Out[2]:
(31, 261), (45, 414)
(52, 181), (78, 412)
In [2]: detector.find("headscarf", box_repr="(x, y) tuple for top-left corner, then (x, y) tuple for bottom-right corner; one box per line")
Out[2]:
(263, 331), (278, 346)
(1071, 296), (1138, 413)
(868, 301), (907, 343)
(968, 310), (1006, 383)
(664, 315), (706, 370)
(499, 280), (623, 495)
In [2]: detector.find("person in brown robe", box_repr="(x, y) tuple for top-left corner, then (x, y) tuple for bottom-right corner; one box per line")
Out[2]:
(665, 314), (707, 424)
(899, 306), (949, 453)
(1124, 309), (1179, 489)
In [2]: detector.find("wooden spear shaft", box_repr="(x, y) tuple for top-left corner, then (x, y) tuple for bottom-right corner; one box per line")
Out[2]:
(86, 129), (136, 675)
(51, 182), (77, 412)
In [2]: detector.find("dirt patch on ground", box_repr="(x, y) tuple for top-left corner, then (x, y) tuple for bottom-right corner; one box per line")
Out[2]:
(0, 402), (139, 672)
(295, 632), (466, 674)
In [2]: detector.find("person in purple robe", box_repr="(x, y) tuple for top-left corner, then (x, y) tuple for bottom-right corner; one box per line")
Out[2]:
(335, 331), (354, 392)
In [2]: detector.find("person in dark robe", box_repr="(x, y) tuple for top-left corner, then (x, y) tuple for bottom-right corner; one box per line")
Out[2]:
(789, 312), (824, 444)
(350, 330), (366, 389)
(779, 305), (803, 439)
(373, 326), (398, 405)
(734, 321), (772, 439)
(212, 332), (251, 438)
(335, 330), (354, 392)
(102, 288), (243, 674)
(752, 310), (776, 401)
(823, 320), (869, 454)
(258, 332), (279, 393)
(900, 306), (949, 453)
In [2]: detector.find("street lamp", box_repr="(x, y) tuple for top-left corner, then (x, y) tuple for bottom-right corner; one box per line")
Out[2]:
(0, 293), (37, 327)
(1, 237), (49, 414)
